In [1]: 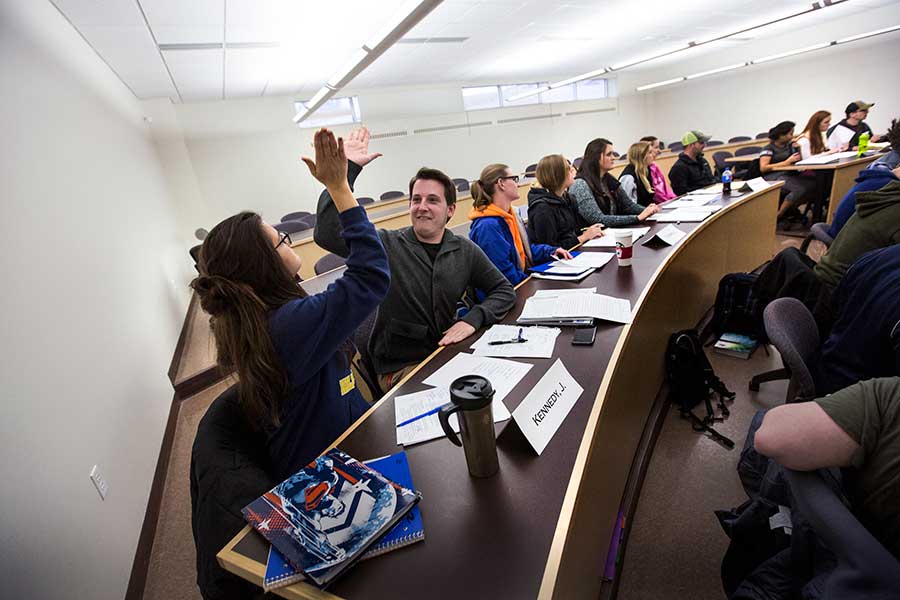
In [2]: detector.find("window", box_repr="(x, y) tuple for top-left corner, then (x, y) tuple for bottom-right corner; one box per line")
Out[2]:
(294, 96), (361, 129)
(462, 78), (610, 111)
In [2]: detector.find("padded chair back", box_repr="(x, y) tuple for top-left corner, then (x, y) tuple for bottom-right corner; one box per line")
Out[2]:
(713, 151), (734, 172)
(728, 136), (752, 143)
(667, 141), (684, 152)
(274, 220), (311, 235)
(281, 211), (311, 222)
(452, 178), (470, 192)
(524, 163), (537, 176)
(357, 196), (374, 205)
(573, 157), (583, 169)
(800, 222), (836, 254)
(785, 469), (900, 599)
(763, 298), (819, 403)
(353, 309), (383, 398)
(380, 190), (405, 201)
(755, 132), (769, 139)
(706, 140), (724, 147)
(735, 146), (763, 156)
(314, 252), (347, 275)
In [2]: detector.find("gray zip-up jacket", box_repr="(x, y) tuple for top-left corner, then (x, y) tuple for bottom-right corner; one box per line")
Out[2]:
(314, 162), (516, 375)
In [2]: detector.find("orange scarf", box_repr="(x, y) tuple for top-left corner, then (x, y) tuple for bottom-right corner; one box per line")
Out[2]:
(469, 204), (527, 269)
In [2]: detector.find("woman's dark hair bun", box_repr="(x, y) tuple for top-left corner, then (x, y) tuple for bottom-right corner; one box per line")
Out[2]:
(191, 275), (247, 317)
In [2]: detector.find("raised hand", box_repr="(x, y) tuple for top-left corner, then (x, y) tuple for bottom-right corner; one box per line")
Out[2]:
(301, 128), (349, 190)
(344, 127), (383, 167)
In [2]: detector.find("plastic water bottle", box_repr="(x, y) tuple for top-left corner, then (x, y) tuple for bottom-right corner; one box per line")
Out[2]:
(858, 131), (870, 156)
(722, 167), (733, 195)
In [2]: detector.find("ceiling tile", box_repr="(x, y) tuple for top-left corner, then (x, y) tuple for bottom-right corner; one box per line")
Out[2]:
(225, 47), (276, 98)
(163, 48), (224, 101)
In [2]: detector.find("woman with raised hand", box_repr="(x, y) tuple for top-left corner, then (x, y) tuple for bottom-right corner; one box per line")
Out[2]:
(468, 163), (572, 287)
(191, 128), (390, 480)
(527, 154), (604, 249)
(639, 136), (677, 203)
(570, 137), (660, 227)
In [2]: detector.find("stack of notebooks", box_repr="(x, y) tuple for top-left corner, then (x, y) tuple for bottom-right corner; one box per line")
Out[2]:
(713, 332), (759, 359)
(243, 449), (424, 592)
(528, 251), (615, 281)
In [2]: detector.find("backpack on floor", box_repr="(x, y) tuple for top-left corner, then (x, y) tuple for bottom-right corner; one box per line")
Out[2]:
(709, 272), (762, 340)
(665, 329), (736, 448)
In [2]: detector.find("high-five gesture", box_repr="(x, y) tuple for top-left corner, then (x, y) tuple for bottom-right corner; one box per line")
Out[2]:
(302, 128), (357, 212)
(344, 127), (383, 167)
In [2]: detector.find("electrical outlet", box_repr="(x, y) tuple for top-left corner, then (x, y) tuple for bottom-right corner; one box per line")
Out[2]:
(89, 465), (109, 500)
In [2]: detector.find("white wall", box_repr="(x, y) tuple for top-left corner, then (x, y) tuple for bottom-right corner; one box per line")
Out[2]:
(0, 1), (194, 599)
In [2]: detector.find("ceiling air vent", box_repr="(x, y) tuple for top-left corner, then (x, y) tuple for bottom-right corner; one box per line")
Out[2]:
(565, 107), (616, 116)
(497, 113), (562, 124)
(371, 130), (409, 140)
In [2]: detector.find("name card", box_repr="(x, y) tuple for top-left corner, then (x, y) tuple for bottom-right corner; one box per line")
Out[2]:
(738, 177), (769, 193)
(512, 359), (584, 455)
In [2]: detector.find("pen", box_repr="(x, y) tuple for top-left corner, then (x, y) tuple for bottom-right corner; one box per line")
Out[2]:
(488, 327), (528, 345)
(397, 406), (442, 428)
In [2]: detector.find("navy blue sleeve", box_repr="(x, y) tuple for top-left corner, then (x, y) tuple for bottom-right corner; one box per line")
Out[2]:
(469, 219), (527, 286)
(530, 242), (557, 265)
(313, 161), (364, 258)
(272, 206), (390, 379)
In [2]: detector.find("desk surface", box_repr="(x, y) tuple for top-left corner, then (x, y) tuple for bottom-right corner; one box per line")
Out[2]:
(771, 153), (879, 172)
(219, 183), (781, 599)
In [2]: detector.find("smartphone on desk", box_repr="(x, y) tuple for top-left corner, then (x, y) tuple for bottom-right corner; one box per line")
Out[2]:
(572, 326), (596, 346)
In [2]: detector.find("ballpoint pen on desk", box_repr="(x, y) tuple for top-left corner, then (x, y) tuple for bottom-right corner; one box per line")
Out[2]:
(397, 406), (442, 428)
(488, 327), (528, 345)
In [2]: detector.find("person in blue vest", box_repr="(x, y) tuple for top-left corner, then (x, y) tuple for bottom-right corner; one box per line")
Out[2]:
(191, 128), (390, 480)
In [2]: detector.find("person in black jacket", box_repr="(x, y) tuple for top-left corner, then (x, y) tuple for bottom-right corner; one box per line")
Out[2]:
(668, 130), (718, 195)
(527, 154), (604, 249)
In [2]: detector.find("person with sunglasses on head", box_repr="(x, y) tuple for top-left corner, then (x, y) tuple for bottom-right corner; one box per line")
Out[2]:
(527, 154), (604, 250)
(314, 128), (515, 393)
(191, 129), (390, 480)
(468, 163), (573, 289)
(570, 137), (659, 227)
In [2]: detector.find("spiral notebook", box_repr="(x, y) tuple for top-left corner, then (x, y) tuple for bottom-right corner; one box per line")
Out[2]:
(263, 451), (425, 591)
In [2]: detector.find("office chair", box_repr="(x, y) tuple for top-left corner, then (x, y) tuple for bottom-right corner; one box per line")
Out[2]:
(749, 298), (819, 403)
(314, 253), (346, 275)
(729, 136), (752, 143)
(799, 222), (835, 255)
(281, 211), (311, 222)
(784, 468), (900, 599)
(380, 190), (405, 201)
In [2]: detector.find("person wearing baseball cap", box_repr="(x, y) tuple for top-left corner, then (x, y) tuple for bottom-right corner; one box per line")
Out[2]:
(826, 101), (882, 150)
(668, 130), (718, 196)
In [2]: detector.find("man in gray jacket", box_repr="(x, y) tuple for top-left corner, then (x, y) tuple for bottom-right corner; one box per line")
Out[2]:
(314, 128), (516, 392)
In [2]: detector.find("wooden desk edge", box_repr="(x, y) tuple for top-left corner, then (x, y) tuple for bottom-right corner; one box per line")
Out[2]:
(536, 182), (784, 599)
(771, 154), (878, 171)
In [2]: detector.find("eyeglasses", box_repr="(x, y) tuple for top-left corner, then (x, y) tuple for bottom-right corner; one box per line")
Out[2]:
(274, 230), (292, 250)
(499, 175), (520, 183)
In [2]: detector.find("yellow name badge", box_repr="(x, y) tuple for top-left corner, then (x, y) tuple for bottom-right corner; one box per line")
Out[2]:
(339, 372), (356, 396)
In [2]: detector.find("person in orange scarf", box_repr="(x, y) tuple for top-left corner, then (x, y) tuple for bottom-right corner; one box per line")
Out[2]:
(468, 163), (571, 290)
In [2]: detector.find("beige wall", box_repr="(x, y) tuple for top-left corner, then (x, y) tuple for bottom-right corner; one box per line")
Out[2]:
(0, 1), (193, 598)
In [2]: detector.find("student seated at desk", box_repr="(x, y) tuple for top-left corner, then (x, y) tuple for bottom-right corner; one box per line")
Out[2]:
(755, 377), (900, 560)
(527, 154), (604, 249)
(570, 137), (659, 227)
(467, 163), (572, 288)
(827, 164), (899, 238)
(868, 118), (900, 172)
(639, 135), (677, 203)
(760, 121), (817, 221)
(668, 130), (718, 196)
(795, 110), (847, 160)
(314, 128), (516, 392)
(192, 129), (390, 480)
(827, 100), (883, 150)
(812, 245), (900, 396)
(619, 141), (658, 207)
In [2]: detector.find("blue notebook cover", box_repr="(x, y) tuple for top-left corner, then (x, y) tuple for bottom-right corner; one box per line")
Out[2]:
(244, 448), (421, 588)
(527, 251), (582, 274)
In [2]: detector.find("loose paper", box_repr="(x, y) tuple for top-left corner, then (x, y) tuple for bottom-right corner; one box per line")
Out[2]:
(518, 293), (632, 324)
(422, 353), (532, 408)
(582, 227), (650, 248)
(642, 224), (686, 246)
(737, 177), (770, 193)
(512, 359), (584, 455)
(650, 206), (720, 222)
(796, 150), (859, 165)
(470, 324), (561, 358)
(661, 196), (716, 209)
(556, 252), (615, 269)
(393, 387), (509, 446)
(533, 287), (596, 297)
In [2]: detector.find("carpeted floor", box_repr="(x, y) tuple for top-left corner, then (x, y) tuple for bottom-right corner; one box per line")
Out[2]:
(141, 235), (815, 599)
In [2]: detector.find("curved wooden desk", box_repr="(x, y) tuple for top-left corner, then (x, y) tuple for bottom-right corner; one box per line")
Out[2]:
(219, 183), (780, 599)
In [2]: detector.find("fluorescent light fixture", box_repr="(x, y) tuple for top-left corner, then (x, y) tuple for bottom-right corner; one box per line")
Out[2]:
(686, 62), (747, 80)
(506, 86), (550, 103)
(551, 68), (608, 88)
(292, 86), (334, 123)
(751, 42), (831, 64)
(365, 0), (444, 52)
(326, 48), (369, 89)
(836, 24), (900, 44)
(636, 77), (685, 92)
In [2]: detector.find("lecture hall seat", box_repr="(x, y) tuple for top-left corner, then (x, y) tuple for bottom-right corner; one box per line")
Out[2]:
(755, 132), (769, 139)
(357, 196), (374, 205)
(573, 157), (583, 169)
(734, 146), (763, 156)
(799, 222), (835, 255)
(728, 135), (752, 143)
(524, 163), (537, 177)
(706, 140), (724, 147)
(749, 298), (819, 404)
(712, 151), (734, 175)
(380, 190), (405, 201)
(281, 210), (311, 222)
(452, 178), (470, 192)
(274, 220), (311, 235)
(314, 252), (347, 275)
(667, 141), (684, 152)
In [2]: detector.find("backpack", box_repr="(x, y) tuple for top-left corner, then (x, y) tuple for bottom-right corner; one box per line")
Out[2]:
(709, 272), (762, 340)
(665, 329), (736, 448)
